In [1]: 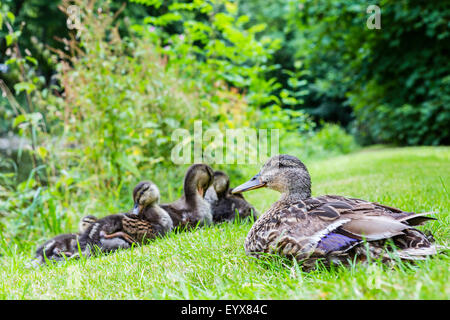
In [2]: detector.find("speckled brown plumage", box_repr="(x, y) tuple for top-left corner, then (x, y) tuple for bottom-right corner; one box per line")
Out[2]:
(122, 181), (173, 243)
(78, 213), (134, 255)
(233, 154), (441, 271)
(80, 181), (173, 252)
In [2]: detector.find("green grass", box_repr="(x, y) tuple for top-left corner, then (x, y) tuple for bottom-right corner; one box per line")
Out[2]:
(0, 146), (449, 299)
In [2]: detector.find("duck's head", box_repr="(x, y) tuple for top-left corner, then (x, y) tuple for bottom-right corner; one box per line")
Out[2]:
(131, 181), (161, 215)
(232, 154), (311, 199)
(212, 170), (230, 197)
(79, 215), (98, 233)
(184, 164), (214, 198)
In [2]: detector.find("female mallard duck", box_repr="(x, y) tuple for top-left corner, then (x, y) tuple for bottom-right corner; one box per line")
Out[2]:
(205, 170), (258, 223)
(79, 181), (172, 253)
(34, 215), (97, 264)
(232, 154), (440, 270)
(160, 164), (214, 230)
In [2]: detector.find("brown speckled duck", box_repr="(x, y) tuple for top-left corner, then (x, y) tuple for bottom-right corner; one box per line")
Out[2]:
(232, 154), (441, 270)
(79, 181), (173, 254)
(123, 181), (173, 243)
(160, 164), (214, 230)
(34, 215), (97, 264)
(205, 170), (258, 223)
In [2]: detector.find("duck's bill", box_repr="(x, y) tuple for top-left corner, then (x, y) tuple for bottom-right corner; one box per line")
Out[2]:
(231, 173), (266, 194)
(131, 203), (140, 215)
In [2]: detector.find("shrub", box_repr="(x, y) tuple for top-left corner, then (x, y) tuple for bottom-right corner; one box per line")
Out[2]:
(289, 0), (450, 146)
(280, 123), (358, 160)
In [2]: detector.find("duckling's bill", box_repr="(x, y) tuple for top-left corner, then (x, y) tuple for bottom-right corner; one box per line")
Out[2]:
(132, 203), (141, 215)
(231, 173), (266, 194)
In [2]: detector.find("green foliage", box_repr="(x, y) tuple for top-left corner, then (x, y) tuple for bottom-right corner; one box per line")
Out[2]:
(280, 123), (358, 160)
(0, 3), (448, 301)
(0, 2), (200, 246)
(0, 0), (64, 92)
(256, 105), (312, 132)
(2, 0), (449, 147)
(130, 0), (303, 108)
(309, 123), (359, 155)
(0, 3), (48, 186)
(290, 0), (450, 145)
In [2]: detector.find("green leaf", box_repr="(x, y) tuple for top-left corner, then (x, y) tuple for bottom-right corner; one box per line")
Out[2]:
(6, 57), (16, 65)
(5, 34), (13, 46)
(25, 56), (38, 66)
(225, 1), (238, 15)
(6, 11), (15, 23)
(13, 114), (27, 128)
(14, 82), (36, 94)
(37, 146), (48, 159)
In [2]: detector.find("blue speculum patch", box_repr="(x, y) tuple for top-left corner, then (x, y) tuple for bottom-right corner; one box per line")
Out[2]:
(317, 232), (359, 254)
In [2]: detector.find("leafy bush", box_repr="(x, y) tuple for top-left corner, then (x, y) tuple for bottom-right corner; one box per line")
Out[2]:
(310, 123), (358, 155)
(290, 0), (450, 145)
(280, 123), (358, 160)
(1, 1), (222, 247)
(130, 0), (299, 109)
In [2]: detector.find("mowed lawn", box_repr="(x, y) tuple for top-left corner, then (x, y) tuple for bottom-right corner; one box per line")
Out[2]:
(0, 147), (449, 299)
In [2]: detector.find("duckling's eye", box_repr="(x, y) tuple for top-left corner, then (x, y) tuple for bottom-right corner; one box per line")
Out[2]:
(137, 185), (150, 201)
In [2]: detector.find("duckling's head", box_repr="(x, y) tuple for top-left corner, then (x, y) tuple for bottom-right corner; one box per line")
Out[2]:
(79, 215), (98, 233)
(184, 164), (214, 199)
(212, 170), (230, 196)
(232, 154), (311, 199)
(132, 181), (161, 215)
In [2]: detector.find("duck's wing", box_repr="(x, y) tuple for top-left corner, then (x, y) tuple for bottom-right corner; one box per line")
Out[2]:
(246, 199), (348, 257)
(122, 215), (158, 243)
(160, 199), (190, 228)
(319, 195), (437, 225)
(244, 199), (353, 259)
(248, 196), (435, 259)
(307, 196), (437, 241)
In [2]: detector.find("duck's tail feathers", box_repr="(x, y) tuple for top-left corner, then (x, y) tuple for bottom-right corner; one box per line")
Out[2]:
(394, 243), (447, 260)
(398, 211), (437, 226)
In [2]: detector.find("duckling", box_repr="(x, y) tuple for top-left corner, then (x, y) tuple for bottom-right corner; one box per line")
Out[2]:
(205, 170), (258, 223)
(232, 154), (441, 271)
(78, 213), (135, 256)
(34, 215), (97, 264)
(160, 164), (214, 230)
(120, 181), (173, 244)
(79, 181), (172, 253)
